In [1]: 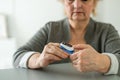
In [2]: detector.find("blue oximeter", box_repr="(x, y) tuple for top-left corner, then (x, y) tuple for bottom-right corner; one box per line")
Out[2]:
(60, 42), (74, 54)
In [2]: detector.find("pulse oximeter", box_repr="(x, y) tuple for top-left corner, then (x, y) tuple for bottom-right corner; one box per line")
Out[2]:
(60, 42), (74, 54)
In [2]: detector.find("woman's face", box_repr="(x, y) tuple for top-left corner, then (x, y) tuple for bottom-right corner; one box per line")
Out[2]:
(64, 0), (96, 21)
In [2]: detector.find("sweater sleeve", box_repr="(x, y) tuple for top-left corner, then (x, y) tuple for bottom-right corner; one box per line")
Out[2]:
(105, 24), (120, 75)
(18, 51), (36, 68)
(13, 23), (50, 68)
(103, 53), (119, 75)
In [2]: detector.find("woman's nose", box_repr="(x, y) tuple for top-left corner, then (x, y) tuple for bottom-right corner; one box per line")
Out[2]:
(73, 0), (82, 8)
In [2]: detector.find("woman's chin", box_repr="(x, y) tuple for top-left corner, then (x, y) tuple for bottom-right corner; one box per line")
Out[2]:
(72, 17), (87, 21)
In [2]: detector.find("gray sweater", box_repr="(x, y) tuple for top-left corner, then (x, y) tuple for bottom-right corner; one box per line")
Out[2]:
(13, 18), (120, 75)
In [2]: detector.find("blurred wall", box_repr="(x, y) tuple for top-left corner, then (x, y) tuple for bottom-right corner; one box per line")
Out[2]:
(11, 0), (65, 47)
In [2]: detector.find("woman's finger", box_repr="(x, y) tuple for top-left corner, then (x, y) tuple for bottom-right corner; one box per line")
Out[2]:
(45, 43), (69, 59)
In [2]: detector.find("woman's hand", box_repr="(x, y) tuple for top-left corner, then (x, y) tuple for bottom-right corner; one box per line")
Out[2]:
(28, 42), (69, 69)
(70, 44), (111, 73)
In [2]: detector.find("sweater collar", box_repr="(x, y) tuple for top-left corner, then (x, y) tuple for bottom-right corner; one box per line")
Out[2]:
(85, 18), (95, 44)
(63, 18), (95, 44)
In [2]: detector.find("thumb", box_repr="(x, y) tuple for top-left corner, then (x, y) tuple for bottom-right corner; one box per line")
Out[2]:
(73, 44), (89, 50)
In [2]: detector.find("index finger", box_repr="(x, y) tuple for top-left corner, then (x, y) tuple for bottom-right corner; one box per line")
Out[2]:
(46, 44), (69, 59)
(73, 44), (90, 50)
(48, 42), (60, 47)
(70, 52), (78, 61)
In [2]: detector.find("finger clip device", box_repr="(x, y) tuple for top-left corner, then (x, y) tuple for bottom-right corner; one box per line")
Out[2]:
(60, 42), (74, 54)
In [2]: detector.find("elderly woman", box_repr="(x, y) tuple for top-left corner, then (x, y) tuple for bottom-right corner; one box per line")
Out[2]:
(13, 0), (120, 75)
